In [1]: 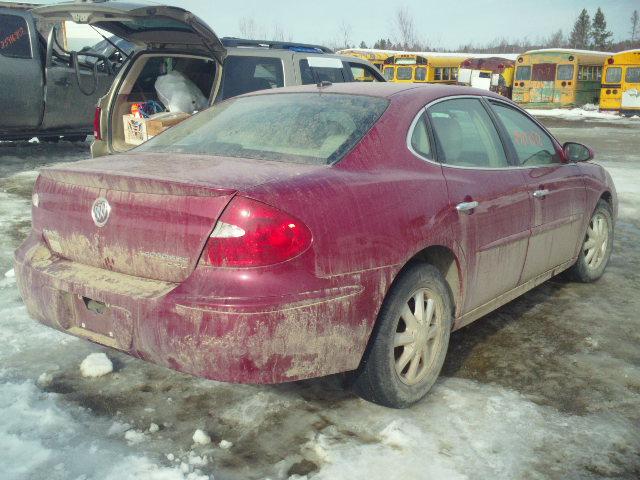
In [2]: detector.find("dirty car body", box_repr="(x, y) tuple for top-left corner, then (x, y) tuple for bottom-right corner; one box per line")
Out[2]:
(15, 83), (617, 387)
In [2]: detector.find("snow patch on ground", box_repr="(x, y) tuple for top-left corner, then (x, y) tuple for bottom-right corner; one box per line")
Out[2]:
(80, 352), (113, 378)
(527, 104), (640, 122)
(192, 429), (211, 445)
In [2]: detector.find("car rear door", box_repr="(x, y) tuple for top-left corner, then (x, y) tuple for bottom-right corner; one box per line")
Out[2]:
(487, 99), (587, 280)
(425, 97), (532, 316)
(0, 10), (43, 130)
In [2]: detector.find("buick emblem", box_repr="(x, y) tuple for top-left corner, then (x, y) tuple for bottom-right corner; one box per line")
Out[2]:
(91, 197), (111, 227)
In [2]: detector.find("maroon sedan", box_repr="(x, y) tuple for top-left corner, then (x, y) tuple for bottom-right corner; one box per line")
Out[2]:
(15, 83), (616, 408)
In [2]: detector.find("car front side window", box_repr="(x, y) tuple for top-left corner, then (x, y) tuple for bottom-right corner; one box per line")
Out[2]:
(490, 101), (560, 166)
(427, 98), (508, 168)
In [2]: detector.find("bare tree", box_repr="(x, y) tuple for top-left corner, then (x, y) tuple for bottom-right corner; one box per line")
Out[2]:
(337, 21), (352, 49)
(272, 24), (291, 42)
(632, 10), (639, 42)
(547, 29), (565, 48)
(395, 6), (416, 50)
(238, 17), (258, 39)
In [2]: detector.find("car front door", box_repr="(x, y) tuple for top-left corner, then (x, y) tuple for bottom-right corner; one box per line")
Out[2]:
(488, 100), (587, 280)
(0, 11), (43, 130)
(426, 97), (532, 316)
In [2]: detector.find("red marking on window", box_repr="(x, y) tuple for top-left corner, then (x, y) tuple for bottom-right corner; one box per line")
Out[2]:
(0, 27), (26, 50)
(513, 130), (543, 147)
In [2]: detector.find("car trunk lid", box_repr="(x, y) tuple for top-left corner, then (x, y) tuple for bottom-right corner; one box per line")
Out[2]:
(33, 153), (324, 283)
(32, 2), (226, 63)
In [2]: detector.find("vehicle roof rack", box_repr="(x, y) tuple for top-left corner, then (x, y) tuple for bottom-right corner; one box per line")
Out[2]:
(221, 37), (333, 54)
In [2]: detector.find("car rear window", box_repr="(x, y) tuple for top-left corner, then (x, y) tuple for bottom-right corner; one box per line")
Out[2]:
(135, 93), (389, 165)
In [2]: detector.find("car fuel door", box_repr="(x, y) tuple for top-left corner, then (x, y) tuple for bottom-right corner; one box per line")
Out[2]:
(40, 26), (115, 131)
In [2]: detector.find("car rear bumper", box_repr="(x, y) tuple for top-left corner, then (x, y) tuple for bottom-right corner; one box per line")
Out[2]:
(15, 235), (380, 383)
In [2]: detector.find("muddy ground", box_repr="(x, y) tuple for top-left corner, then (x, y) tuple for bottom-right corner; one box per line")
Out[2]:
(0, 118), (638, 480)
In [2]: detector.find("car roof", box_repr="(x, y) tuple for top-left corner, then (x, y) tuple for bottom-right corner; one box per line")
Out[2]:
(241, 82), (508, 103)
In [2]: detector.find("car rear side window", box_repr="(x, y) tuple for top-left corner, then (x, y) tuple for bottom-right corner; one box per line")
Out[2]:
(136, 93), (389, 165)
(220, 56), (284, 100)
(410, 112), (431, 158)
(300, 59), (346, 84)
(0, 14), (31, 59)
(490, 101), (560, 166)
(349, 62), (383, 82)
(427, 98), (507, 168)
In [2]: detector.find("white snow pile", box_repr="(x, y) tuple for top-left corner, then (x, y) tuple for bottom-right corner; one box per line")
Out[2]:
(218, 439), (233, 450)
(192, 429), (211, 445)
(124, 429), (146, 445)
(80, 352), (113, 378)
(527, 104), (640, 121)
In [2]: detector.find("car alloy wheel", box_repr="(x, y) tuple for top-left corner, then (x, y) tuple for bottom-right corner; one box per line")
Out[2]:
(583, 211), (609, 270)
(394, 288), (444, 386)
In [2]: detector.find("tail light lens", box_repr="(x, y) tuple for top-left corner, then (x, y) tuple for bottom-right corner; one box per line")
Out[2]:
(93, 106), (102, 140)
(202, 196), (312, 268)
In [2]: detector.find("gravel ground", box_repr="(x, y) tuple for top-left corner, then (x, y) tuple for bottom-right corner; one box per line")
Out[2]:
(0, 118), (639, 480)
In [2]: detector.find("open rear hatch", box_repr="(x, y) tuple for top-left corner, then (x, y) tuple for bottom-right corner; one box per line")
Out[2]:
(32, 1), (226, 62)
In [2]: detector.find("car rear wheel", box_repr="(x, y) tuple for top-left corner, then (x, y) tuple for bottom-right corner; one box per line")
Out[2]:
(353, 263), (452, 408)
(567, 200), (613, 282)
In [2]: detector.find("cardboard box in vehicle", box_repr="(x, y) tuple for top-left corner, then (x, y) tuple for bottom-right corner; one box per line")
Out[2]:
(123, 112), (191, 145)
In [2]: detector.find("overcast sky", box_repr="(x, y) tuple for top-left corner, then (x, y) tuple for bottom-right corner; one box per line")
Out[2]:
(39, 0), (638, 50)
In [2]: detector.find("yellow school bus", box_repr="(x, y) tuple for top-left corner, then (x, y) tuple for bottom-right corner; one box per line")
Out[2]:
(336, 49), (392, 71)
(600, 50), (640, 115)
(382, 54), (460, 84)
(512, 49), (611, 108)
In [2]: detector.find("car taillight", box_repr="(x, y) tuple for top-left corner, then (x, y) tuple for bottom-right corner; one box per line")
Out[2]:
(202, 196), (312, 268)
(93, 106), (102, 140)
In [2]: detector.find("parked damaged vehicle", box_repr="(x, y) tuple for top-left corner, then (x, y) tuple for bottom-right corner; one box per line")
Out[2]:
(32, 1), (385, 157)
(15, 83), (617, 408)
(0, 7), (130, 142)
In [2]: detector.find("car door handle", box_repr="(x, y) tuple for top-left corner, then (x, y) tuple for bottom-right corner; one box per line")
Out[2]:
(533, 189), (550, 199)
(456, 201), (479, 213)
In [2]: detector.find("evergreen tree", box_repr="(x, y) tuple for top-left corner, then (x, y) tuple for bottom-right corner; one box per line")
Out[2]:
(591, 7), (613, 50)
(359, 41), (367, 49)
(631, 10), (639, 42)
(569, 9), (591, 49)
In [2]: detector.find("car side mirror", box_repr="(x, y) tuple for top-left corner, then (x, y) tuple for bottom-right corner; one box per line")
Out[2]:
(563, 142), (594, 162)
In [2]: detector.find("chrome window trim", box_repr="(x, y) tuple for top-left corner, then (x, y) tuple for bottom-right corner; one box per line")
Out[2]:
(405, 94), (567, 172)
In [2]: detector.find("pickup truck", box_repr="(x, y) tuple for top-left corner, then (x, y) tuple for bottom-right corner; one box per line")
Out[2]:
(0, 7), (130, 141)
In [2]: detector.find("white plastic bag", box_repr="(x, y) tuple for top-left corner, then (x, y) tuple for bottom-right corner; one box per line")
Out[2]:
(155, 70), (208, 113)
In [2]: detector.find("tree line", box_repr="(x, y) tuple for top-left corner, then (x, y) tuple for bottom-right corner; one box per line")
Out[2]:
(360, 7), (640, 53)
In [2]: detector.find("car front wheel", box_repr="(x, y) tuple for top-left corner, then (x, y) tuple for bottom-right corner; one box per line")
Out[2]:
(567, 199), (614, 282)
(353, 263), (453, 408)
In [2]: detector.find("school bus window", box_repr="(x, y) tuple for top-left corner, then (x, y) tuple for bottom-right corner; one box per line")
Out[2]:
(605, 67), (622, 83)
(596, 66), (602, 80)
(415, 67), (426, 81)
(626, 67), (640, 83)
(397, 67), (412, 80)
(452, 68), (458, 81)
(557, 65), (574, 81)
(434, 68), (442, 81)
(515, 66), (531, 81)
(383, 67), (394, 80)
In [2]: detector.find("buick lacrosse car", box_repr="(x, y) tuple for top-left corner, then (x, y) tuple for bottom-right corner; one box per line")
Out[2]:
(15, 83), (617, 408)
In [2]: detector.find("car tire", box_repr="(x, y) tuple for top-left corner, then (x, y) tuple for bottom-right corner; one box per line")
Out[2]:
(353, 263), (453, 408)
(567, 200), (613, 283)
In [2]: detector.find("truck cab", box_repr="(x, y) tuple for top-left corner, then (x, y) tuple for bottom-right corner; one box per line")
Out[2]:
(0, 6), (124, 141)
